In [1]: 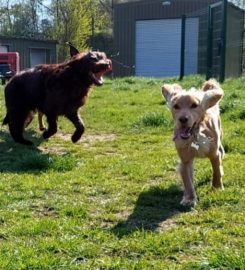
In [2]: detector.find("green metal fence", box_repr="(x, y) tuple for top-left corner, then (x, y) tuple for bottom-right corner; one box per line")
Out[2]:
(182, 0), (244, 82)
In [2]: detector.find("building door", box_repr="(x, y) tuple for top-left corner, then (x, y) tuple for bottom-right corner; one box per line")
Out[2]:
(0, 45), (8, 52)
(184, 18), (199, 76)
(30, 48), (46, 67)
(135, 18), (199, 77)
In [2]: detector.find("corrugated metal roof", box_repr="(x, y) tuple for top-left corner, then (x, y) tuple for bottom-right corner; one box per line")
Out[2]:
(0, 36), (57, 44)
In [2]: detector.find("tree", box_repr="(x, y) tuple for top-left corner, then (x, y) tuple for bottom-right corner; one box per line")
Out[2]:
(229, 0), (245, 8)
(50, 0), (115, 60)
(49, 0), (93, 60)
(0, 0), (45, 37)
(0, 0), (114, 60)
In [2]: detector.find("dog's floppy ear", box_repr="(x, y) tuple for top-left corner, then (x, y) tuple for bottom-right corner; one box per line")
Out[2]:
(162, 84), (182, 104)
(201, 89), (224, 110)
(202, 79), (220, 92)
(66, 41), (79, 57)
(201, 79), (224, 110)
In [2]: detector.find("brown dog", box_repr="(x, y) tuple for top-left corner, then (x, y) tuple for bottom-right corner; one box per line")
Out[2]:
(162, 79), (224, 206)
(25, 42), (80, 132)
(3, 50), (112, 145)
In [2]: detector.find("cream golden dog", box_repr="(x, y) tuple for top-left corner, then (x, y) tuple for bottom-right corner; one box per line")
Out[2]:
(162, 79), (224, 206)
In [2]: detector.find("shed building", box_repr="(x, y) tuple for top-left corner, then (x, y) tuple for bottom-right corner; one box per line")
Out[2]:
(0, 36), (57, 70)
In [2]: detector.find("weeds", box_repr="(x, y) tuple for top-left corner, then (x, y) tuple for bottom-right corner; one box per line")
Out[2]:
(0, 76), (244, 269)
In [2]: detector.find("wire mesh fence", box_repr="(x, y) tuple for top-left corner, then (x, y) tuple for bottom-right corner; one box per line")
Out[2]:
(184, 0), (244, 81)
(113, 0), (245, 81)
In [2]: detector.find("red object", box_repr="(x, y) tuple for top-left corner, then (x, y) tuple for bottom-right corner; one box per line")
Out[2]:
(0, 52), (20, 73)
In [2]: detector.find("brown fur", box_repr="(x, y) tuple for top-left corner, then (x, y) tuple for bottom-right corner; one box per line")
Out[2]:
(3, 51), (112, 145)
(162, 79), (224, 206)
(24, 42), (80, 132)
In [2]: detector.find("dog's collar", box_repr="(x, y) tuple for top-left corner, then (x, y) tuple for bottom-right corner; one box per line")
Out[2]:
(187, 123), (213, 151)
(191, 133), (212, 151)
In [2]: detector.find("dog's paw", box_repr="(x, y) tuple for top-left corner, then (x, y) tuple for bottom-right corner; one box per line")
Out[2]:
(211, 184), (224, 190)
(180, 196), (197, 206)
(71, 134), (81, 143)
(24, 140), (33, 146)
(42, 131), (50, 139)
(15, 138), (33, 146)
(22, 140), (33, 146)
(71, 130), (83, 143)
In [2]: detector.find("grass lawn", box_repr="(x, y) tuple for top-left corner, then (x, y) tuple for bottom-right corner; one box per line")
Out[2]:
(0, 75), (244, 269)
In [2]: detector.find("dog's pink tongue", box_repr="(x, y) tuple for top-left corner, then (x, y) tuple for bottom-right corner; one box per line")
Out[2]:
(174, 127), (191, 140)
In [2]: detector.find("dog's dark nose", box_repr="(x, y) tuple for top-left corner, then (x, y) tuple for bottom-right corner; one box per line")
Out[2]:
(179, 116), (188, 124)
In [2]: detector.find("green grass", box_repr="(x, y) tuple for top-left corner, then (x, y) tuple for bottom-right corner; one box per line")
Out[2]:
(0, 75), (244, 269)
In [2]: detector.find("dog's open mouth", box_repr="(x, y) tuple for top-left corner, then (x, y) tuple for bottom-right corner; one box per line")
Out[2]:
(173, 122), (196, 141)
(90, 60), (112, 86)
(89, 71), (105, 86)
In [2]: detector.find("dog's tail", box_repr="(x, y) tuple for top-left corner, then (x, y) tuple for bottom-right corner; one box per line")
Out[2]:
(202, 79), (221, 92)
(2, 113), (9, 125)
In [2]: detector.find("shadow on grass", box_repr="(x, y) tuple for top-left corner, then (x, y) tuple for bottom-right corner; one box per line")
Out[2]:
(0, 129), (76, 173)
(0, 128), (44, 145)
(112, 185), (190, 237)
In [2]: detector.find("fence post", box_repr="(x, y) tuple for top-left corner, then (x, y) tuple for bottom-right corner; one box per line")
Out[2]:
(241, 10), (245, 75)
(206, 6), (213, 80)
(179, 15), (186, 81)
(91, 16), (95, 50)
(220, 0), (227, 82)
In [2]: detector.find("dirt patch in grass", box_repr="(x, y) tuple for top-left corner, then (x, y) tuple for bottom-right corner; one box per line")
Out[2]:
(37, 133), (116, 154)
(55, 133), (117, 144)
(156, 212), (179, 232)
(30, 204), (59, 218)
(37, 145), (68, 155)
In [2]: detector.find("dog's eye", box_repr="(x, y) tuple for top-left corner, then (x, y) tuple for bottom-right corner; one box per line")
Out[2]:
(91, 55), (99, 61)
(173, 104), (180, 110)
(89, 52), (99, 61)
(191, 103), (198, 109)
